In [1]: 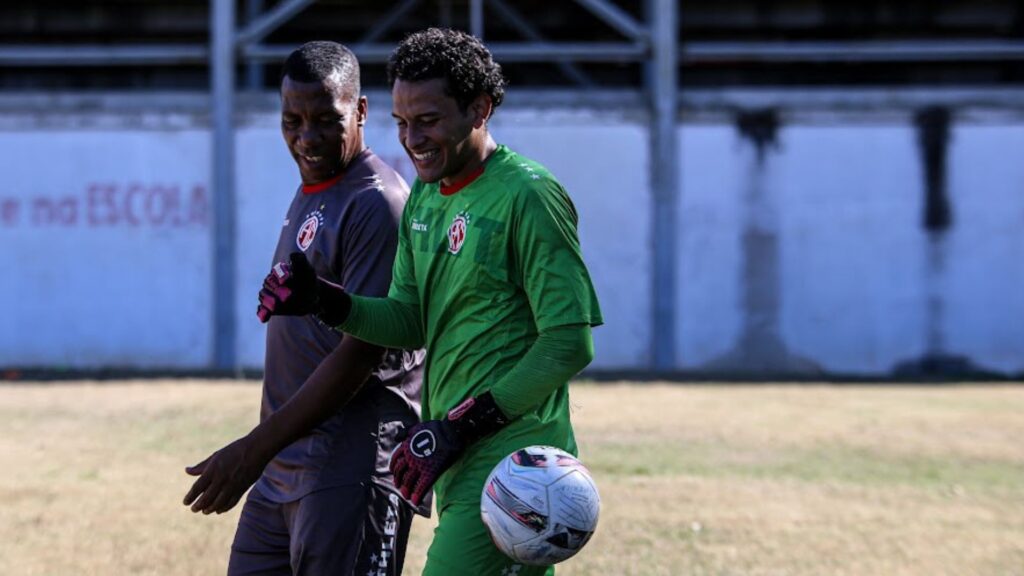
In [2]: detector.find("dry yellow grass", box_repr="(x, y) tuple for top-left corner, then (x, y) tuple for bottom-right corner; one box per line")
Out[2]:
(1, 381), (1022, 575)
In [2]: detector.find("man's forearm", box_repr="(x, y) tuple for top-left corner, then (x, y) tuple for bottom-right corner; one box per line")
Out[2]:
(336, 294), (425, 349)
(386, 324), (593, 506)
(488, 323), (595, 418)
(246, 335), (385, 461)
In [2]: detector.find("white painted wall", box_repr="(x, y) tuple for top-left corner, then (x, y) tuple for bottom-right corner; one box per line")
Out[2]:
(675, 119), (1024, 376)
(775, 124), (927, 374)
(943, 124), (1024, 373)
(1, 102), (1021, 376)
(0, 127), (211, 368)
(677, 125), (745, 367)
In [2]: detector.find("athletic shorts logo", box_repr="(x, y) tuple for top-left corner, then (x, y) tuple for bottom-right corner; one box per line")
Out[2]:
(296, 210), (324, 251)
(368, 493), (400, 575)
(410, 429), (437, 458)
(448, 213), (468, 254)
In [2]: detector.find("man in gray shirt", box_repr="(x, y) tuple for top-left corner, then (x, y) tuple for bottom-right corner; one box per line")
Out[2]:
(183, 41), (425, 576)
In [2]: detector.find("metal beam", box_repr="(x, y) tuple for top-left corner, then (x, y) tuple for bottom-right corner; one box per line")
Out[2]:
(574, 0), (649, 42)
(244, 41), (649, 63)
(446, 41), (650, 62)
(649, 0), (678, 371)
(11, 87), (1024, 117)
(359, 0), (422, 44)
(244, 43), (391, 63)
(245, 0), (265, 89)
(0, 45), (207, 66)
(682, 39), (1024, 63)
(470, 0), (485, 39)
(235, 0), (315, 47)
(7, 38), (1024, 68)
(489, 0), (594, 86)
(211, 0), (237, 371)
(679, 86), (1024, 112)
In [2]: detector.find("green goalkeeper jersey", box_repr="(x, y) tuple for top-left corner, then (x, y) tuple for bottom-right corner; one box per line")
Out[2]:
(389, 145), (603, 507)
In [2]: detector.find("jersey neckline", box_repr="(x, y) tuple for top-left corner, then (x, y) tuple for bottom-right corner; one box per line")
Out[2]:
(440, 165), (485, 196)
(302, 172), (345, 195)
(300, 148), (372, 195)
(438, 145), (506, 196)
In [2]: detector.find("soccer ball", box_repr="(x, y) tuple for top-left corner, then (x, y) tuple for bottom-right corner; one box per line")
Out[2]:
(480, 446), (600, 566)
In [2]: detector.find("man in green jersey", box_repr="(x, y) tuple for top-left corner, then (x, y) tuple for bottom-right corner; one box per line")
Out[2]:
(257, 28), (603, 575)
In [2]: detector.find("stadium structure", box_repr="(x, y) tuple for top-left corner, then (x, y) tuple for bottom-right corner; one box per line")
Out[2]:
(1, 1), (1023, 379)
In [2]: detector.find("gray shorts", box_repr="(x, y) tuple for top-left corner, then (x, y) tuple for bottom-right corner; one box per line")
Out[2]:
(228, 483), (413, 576)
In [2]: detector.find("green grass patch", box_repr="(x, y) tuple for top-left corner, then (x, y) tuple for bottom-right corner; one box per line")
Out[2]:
(587, 439), (1024, 495)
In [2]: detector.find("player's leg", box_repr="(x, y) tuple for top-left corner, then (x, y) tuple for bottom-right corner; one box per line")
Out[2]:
(423, 501), (555, 576)
(227, 488), (292, 576)
(288, 483), (413, 576)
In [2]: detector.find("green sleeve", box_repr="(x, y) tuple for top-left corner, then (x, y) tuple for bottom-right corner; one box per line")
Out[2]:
(337, 294), (425, 350)
(489, 323), (594, 418)
(514, 183), (603, 331)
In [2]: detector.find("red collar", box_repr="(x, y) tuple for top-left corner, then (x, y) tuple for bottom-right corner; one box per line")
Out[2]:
(302, 172), (344, 195)
(440, 165), (486, 196)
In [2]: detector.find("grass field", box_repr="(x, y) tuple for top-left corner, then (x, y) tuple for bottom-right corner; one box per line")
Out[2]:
(1, 380), (1023, 576)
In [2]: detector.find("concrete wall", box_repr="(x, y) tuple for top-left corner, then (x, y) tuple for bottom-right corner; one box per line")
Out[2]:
(676, 114), (1024, 377)
(0, 124), (213, 368)
(1, 95), (1021, 376)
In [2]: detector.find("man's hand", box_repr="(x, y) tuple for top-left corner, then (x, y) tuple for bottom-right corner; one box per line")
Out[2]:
(257, 252), (319, 322)
(183, 436), (268, 515)
(389, 419), (463, 506)
(389, 392), (511, 506)
(257, 252), (351, 325)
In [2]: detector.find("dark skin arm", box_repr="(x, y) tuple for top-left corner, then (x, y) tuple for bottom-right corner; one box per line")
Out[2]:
(182, 335), (385, 514)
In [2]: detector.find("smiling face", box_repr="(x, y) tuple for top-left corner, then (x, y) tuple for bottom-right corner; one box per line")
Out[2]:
(391, 77), (492, 186)
(280, 75), (366, 185)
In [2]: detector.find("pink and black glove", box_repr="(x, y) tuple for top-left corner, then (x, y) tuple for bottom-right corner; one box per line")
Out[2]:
(390, 391), (510, 506)
(257, 252), (351, 325)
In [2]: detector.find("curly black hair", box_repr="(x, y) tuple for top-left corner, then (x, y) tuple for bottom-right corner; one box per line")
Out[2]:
(281, 41), (360, 97)
(387, 28), (507, 115)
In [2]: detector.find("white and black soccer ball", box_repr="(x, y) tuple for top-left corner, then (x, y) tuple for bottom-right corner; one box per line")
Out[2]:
(480, 446), (600, 566)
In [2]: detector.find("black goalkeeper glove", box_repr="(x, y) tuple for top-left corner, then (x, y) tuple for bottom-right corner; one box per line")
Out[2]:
(256, 252), (351, 326)
(389, 391), (510, 506)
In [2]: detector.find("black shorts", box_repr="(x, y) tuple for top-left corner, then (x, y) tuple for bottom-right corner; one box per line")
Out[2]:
(228, 483), (413, 576)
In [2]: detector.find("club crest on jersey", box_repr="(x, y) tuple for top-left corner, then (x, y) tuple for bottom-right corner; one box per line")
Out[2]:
(448, 212), (470, 255)
(296, 210), (324, 252)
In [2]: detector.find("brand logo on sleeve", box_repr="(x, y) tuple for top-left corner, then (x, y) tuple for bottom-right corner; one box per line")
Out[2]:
(447, 212), (469, 254)
(296, 209), (324, 251)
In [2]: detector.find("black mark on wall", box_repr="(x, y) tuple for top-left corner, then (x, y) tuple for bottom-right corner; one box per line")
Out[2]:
(736, 109), (779, 165)
(915, 106), (952, 232)
(702, 108), (820, 377)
